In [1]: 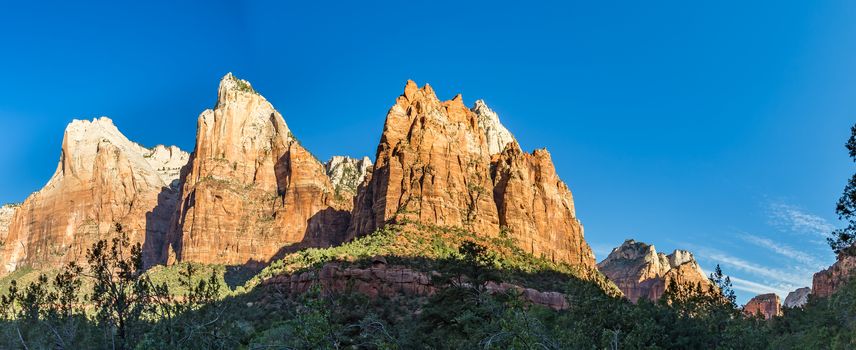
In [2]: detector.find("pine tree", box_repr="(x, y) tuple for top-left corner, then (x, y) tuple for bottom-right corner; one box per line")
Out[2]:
(829, 123), (856, 256)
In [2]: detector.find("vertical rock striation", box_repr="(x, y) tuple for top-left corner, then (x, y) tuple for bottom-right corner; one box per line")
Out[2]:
(348, 80), (595, 267)
(0, 118), (188, 273)
(812, 254), (856, 298)
(597, 239), (711, 302)
(165, 73), (349, 267)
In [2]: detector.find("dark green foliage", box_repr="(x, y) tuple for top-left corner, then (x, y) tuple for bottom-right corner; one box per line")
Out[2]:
(829, 123), (856, 256)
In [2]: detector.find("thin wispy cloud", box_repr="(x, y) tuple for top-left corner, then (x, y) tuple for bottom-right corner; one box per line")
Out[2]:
(729, 276), (791, 297)
(740, 234), (825, 269)
(768, 202), (835, 237)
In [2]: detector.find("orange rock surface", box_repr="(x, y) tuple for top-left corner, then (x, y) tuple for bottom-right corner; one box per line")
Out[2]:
(597, 239), (711, 302)
(165, 74), (349, 267)
(0, 118), (188, 273)
(743, 293), (782, 319)
(812, 253), (856, 298)
(348, 81), (595, 267)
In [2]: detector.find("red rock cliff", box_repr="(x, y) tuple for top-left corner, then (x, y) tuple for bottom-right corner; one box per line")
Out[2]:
(348, 81), (595, 267)
(165, 74), (349, 266)
(0, 118), (188, 273)
(812, 254), (856, 298)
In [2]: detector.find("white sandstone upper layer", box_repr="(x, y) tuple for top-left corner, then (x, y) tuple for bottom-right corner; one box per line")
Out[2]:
(325, 156), (372, 194)
(472, 99), (516, 155)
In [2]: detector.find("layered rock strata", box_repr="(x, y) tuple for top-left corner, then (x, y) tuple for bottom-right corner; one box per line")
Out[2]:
(0, 118), (188, 273)
(347, 81), (595, 267)
(261, 261), (569, 310)
(597, 239), (711, 302)
(743, 293), (782, 319)
(165, 73), (349, 266)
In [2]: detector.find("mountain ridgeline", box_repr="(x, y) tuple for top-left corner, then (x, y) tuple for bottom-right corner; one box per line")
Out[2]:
(0, 74), (597, 278)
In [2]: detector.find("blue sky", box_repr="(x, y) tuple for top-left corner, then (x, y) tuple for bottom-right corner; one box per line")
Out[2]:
(0, 1), (854, 303)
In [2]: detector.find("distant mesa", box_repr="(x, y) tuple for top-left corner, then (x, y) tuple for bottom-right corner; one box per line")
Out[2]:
(597, 239), (711, 302)
(743, 293), (782, 319)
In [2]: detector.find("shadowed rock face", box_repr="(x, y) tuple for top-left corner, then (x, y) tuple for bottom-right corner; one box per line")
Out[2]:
(743, 293), (782, 319)
(0, 118), (188, 273)
(812, 254), (856, 298)
(597, 239), (711, 302)
(165, 73), (350, 267)
(784, 287), (811, 308)
(347, 81), (595, 267)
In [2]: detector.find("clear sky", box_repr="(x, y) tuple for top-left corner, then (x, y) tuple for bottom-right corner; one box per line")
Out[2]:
(1, 1), (854, 303)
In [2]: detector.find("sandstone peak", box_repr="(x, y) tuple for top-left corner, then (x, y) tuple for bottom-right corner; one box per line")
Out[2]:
(1, 117), (189, 273)
(349, 80), (595, 268)
(324, 156), (373, 197)
(472, 99), (516, 155)
(784, 287), (811, 308)
(743, 293), (782, 319)
(165, 73), (349, 266)
(598, 239), (710, 302)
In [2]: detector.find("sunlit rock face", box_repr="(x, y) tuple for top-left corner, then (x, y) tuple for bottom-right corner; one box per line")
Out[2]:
(784, 287), (810, 308)
(0, 204), (19, 246)
(597, 239), (711, 302)
(743, 293), (782, 319)
(0, 117), (188, 273)
(165, 73), (350, 267)
(348, 81), (595, 268)
(812, 254), (856, 298)
(325, 156), (372, 201)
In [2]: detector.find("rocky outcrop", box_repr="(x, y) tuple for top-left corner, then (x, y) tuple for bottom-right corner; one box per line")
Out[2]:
(597, 240), (711, 302)
(472, 100), (515, 155)
(0, 118), (188, 273)
(812, 254), (856, 298)
(743, 293), (782, 319)
(165, 73), (349, 267)
(784, 287), (810, 308)
(0, 204), (18, 244)
(347, 81), (595, 267)
(324, 156), (372, 200)
(261, 261), (569, 310)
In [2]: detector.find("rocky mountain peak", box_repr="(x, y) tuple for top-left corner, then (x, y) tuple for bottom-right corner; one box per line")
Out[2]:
(598, 239), (710, 302)
(349, 80), (596, 268)
(0, 117), (189, 273)
(324, 156), (372, 196)
(165, 73), (349, 266)
(784, 287), (811, 308)
(472, 99), (515, 155)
